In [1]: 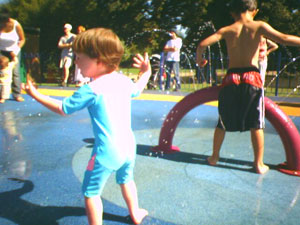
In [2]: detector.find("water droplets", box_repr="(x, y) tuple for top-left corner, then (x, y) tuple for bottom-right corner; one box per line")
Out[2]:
(266, 55), (300, 88)
(147, 150), (164, 158)
(194, 118), (200, 124)
(28, 112), (42, 117)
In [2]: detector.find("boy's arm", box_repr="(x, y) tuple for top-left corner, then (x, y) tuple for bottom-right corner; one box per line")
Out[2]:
(261, 22), (300, 46)
(196, 28), (224, 67)
(132, 52), (151, 92)
(25, 78), (66, 116)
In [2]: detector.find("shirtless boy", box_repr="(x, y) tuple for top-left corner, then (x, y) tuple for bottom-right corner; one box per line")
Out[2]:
(196, 0), (300, 174)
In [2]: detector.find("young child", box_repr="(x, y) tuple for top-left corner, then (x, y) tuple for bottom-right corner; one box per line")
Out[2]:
(258, 37), (278, 85)
(196, 0), (300, 174)
(25, 28), (151, 225)
(74, 25), (90, 87)
(0, 55), (17, 103)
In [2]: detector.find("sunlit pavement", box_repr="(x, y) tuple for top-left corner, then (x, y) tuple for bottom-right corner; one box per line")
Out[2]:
(0, 88), (300, 225)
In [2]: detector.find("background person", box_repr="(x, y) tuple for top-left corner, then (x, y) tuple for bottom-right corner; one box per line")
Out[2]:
(74, 25), (90, 87)
(258, 37), (278, 85)
(0, 55), (17, 103)
(163, 30), (182, 91)
(58, 23), (76, 87)
(0, 9), (25, 102)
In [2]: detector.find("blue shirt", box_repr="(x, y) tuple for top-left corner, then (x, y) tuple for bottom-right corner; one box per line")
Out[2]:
(62, 72), (140, 170)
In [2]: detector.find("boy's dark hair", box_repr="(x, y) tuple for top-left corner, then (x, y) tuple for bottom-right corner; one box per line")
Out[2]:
(228, 0), (257, 14)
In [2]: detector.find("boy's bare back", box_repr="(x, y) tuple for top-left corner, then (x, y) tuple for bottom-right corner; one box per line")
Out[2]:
(221, 18), (263, 69)
(197, 7), (300, 69)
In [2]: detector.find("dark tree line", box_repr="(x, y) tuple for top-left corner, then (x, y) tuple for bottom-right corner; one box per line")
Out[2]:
(1, 0), (300, 64)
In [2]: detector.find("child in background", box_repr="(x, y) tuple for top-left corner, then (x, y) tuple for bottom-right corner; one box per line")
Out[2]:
(258, 37), (278, 85)
(0, 55), (17, 103)
(196, 0), (300, 174)
(25, 27), (151, 225)
(74, 25), (91, 87)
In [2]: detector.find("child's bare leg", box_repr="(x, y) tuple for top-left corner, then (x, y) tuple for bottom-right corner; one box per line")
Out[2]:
(251, 128), (269, 174)
(120, 180), (148, 224)
(85, 196), (103, 225)
(208, 127), (225, 165)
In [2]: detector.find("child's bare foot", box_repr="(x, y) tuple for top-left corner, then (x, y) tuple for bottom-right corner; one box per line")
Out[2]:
(131, 208), (148, 224)
(0, 99), (5, 103)
(207, 156), (218, 166)
(255, 164), (269, 174)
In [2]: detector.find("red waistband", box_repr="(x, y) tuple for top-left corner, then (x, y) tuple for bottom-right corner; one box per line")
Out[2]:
(222, 71), (263, 88)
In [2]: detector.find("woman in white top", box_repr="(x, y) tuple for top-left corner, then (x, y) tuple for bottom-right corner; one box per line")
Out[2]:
(0, 9), (25, 102)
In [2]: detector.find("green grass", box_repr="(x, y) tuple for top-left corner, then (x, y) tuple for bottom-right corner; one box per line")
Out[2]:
(34, 82), (299, 98)
(36, 67), (300, 98)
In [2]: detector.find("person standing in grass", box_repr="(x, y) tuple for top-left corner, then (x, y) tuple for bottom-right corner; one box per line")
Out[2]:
(58, 23), (76, 87)
(164, 30), (182, 91)
(74, 25), (91, 87)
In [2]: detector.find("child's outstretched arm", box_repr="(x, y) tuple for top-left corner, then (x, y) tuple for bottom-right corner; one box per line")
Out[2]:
(132, 52), (151, 92)
(261, 22), (300, 47)
(196, 28), (224, 67)
(25, 77), (65, 116)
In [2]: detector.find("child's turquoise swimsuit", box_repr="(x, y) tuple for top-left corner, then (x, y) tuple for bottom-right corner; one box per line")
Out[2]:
(62, 72), (140, 197)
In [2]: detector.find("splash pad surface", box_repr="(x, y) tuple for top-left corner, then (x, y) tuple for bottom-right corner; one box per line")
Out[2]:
(0, 88), (300, 225)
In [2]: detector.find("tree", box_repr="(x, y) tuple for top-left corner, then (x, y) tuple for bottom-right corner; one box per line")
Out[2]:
(1, 0), (300, 67)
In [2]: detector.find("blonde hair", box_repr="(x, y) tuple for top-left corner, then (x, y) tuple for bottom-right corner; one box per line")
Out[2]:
(0, 55), (9, 69)
(73, 27), (124, 71)
(77, 25), (86, 33)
